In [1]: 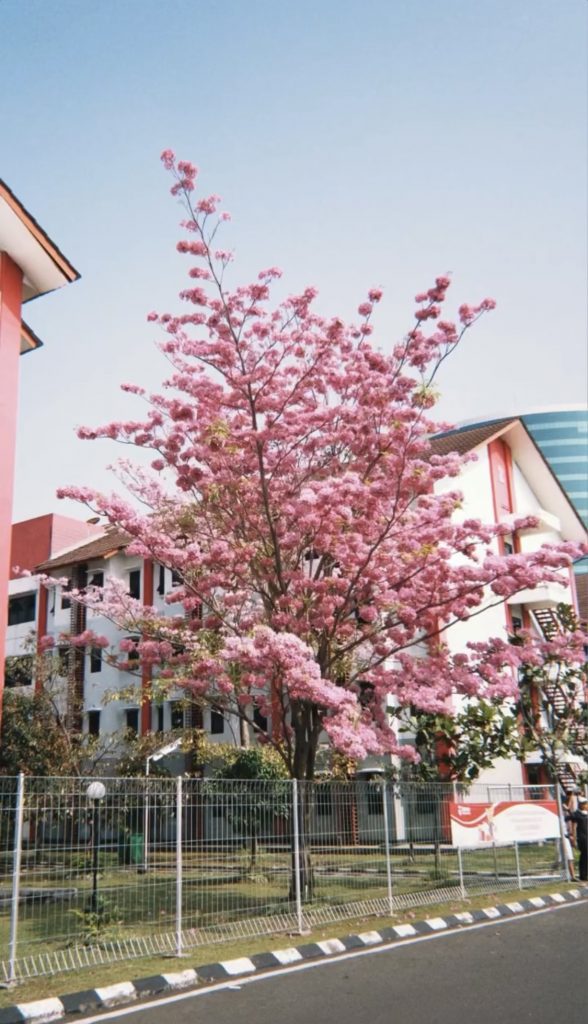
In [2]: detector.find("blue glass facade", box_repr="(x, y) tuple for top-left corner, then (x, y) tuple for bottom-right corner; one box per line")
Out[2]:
(521, 410), (588, 530)
(521, 409), (588, 578)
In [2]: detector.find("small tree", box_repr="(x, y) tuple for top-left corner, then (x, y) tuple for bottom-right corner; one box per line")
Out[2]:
(1, 640), (116, 777)
(209, 747), (290, 872)
(514, 605), (588, 791)
(0, 688), (76, 777)
(394, 607), (588, 787)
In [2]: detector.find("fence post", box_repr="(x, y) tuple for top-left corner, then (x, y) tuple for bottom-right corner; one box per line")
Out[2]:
(8, 773), (25, 985)
(175, 776), (183, 956)
(292, 779), (303, 934)
(514, 841), (522, 891)
(382, 782), (394, 916)
(143, 762), (150, 873)
(492, 841), (499, 881)
(457, 845), (466, 899)
(554, 784), (570, 883)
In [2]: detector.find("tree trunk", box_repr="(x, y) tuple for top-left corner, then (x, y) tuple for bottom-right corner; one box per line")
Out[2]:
(289, 781), (315, 901)
(288, 705), (323, 902)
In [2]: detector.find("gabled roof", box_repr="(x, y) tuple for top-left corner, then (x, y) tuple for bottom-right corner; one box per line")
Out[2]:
(20, 320), (43, 355)
(432, 418), (587, 544)
(37, 528), (131, 572)
(430, 418), (515, 457)
(0, 179), (80, 303)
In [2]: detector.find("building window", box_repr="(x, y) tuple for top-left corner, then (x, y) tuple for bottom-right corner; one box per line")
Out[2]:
(171, 569), (182, 588)
(253, 706), (268, 733)
(128, 569), (141, 600)
(358, 681), (375, 708)
(7, 593), (36, 626)
(210, 705), (224, 735)
(125, 636), (140, 663)
(89, 570), (104, 588)
(154, 704), (164, 733)
(366, 782), (384, 815)
(57, 646), (70, 676)
(125, 708), (140, 735)
(61, 580), (72, 610)
(170, 701), (184, 730)
(88, 710), (101, 736)
(316, 786), (332, 816)
(4, 656), (33, 688)
(90, 647), (102, 673)
(157, 565), (165, 595)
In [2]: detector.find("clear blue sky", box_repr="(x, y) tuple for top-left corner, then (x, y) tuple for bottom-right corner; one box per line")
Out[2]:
(2, 0), (586, 523)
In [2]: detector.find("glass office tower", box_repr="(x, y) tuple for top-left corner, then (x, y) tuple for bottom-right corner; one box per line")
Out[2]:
(521, 408), (588, 531)
(522, 407), (588, 617)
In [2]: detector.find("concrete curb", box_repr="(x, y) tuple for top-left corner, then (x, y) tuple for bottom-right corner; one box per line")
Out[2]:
(2, 888), (587, 1023)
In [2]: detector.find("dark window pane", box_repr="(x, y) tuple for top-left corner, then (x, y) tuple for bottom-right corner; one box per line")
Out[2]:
(90, 647), (102, 673)
(89, 570), (104, 587)
(316, 786), (332, 816)
(170, 701), (184, 730)
(61, 581), (72, 611)
(128, 570), (141, 599)
(58, 646), (70, 675)
(4, 656), (33, 687)
(127, 636), (140, 661)
(8, 593), (36, 626)
(155, 704), (164, 733)
(126, 708), (139, 735)
(157, 565), (165, 595)
(358, 682), (375, 708)
(366, 783), (384, 815)
(88, 710), (101, 736)
(253, 707), (268, 732)
(210, 705), (224, 734)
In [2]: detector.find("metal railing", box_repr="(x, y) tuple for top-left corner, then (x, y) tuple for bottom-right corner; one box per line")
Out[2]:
(0, 776), (567, 984)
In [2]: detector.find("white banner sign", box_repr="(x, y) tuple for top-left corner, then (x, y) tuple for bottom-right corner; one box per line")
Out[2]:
(449, 800), (559, 847)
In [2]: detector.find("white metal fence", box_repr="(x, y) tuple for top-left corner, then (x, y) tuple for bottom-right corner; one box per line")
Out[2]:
(0, 775), (567, 984)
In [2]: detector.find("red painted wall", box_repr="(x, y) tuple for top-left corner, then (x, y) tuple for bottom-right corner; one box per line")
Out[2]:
(0, 253), (24, 727)
(10, 514), (102, 577)
(488, 438), (515, 520)
(10, 516), (53, 577)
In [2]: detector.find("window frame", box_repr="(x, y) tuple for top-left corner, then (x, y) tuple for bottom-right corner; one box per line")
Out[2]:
(7, 592), (37, 627)
(128, 568), (142, 600)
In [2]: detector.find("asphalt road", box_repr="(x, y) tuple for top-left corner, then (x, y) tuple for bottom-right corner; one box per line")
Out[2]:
(75, 902), (588, 1024)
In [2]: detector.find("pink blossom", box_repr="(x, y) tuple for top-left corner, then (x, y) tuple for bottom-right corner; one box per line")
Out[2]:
(60, 155), (583, 779)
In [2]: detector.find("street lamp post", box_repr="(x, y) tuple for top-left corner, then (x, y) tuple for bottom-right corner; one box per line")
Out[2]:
(143, 738), (183, 872)
(86, 781), (106, 913)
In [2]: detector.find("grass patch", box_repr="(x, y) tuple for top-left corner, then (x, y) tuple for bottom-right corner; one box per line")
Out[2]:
(0, 879), (580, 1008)
(0, 840), (564, 975)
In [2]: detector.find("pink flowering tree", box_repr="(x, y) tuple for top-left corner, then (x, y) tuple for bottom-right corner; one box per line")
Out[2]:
(56, 152), (586, 783)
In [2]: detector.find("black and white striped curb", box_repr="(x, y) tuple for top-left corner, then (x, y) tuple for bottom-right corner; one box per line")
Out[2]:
(2, 888), (587, 1024)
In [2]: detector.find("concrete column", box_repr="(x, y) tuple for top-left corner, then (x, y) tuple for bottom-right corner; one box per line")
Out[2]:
(0, 252), (24, 727)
